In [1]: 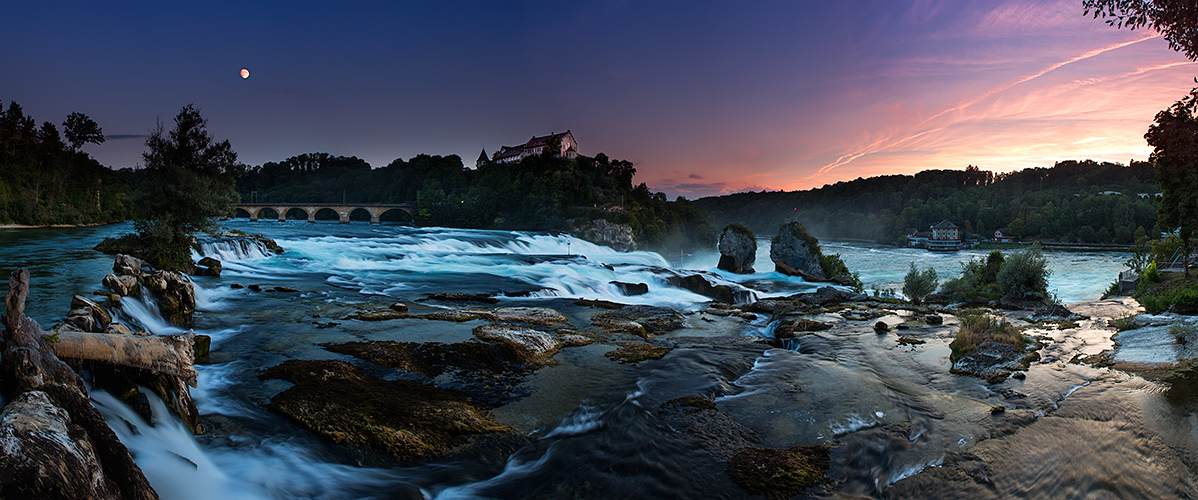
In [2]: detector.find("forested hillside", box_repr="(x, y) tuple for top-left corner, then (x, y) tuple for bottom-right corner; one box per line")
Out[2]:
(236, 151), (716, 251)
(0, 101), (130, 225)
(694, 161), (1161, 245)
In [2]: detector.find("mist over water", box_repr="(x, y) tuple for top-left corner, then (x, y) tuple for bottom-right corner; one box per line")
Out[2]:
(8, 220), (1195, 499)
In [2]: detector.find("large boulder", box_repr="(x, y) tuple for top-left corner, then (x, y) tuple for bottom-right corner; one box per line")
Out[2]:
(194, 257), (222, 278)
(112, 254), (143, 276)
(717, 224), (756, 274)
(571, 219), (638, 251)
(770, 222), (826, 280)
(258, 359), (513, 462)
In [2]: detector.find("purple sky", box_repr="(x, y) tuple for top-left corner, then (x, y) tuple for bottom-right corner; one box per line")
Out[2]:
(3, 0), (1194, 199)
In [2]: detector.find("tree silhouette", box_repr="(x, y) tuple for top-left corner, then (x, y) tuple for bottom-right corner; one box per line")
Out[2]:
(62, 112), (104, 152)
(1145, 87), (1198, 275)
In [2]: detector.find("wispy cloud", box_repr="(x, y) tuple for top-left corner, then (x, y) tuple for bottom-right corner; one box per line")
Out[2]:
(804, 32), (1162, 184)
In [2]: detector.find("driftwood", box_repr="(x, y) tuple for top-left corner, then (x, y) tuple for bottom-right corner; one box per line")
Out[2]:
(52, 330), (198, 387)
(1, 268), (158, 500)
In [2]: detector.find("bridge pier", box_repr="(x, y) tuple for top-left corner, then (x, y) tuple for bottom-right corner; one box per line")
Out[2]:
(339, 211), (350, 224)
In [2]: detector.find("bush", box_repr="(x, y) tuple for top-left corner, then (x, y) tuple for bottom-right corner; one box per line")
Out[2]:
(1101, 280), (1121, 299)
(996, 243), (1050, 300)
(1143, 262), (1161, 283)
(1171, 323), (1198, 345)
(903, 262), (938, 305)
(949, 314), (1025, 362)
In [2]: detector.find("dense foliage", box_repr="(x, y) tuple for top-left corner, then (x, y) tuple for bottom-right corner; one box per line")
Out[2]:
(236, 151), (717, 251)
(129, 105), (241, 269)
(902, 263), (938, 305)
(996, 244), (1051, 300)
(694, 161), (1161, 245)
(0, 100), (130, 225)
(1145, 87), (1198, 275)
(938, 250), (1006, 302)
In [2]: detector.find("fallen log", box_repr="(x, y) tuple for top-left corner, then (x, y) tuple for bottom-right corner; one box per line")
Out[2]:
(1, 268), (158, 500)
(51, 330), (198, 387)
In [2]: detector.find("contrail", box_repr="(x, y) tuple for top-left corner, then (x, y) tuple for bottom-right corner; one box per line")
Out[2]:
(805, 32), (1161, 182)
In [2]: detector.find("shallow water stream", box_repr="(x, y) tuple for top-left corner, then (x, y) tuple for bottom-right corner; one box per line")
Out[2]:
(3, 221), (1194, 499)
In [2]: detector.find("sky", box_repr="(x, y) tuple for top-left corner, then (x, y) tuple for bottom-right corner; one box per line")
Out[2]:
(2, 0), (1195, 199)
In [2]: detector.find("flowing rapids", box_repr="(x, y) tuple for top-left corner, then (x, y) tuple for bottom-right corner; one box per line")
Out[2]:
(4, 221), (1194, 499)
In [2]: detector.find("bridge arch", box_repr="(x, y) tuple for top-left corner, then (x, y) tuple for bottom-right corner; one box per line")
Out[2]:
(235, 203), (414, 224)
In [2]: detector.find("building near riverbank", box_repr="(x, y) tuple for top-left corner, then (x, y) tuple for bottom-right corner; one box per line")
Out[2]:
(492, 131), (578, 164)
(926, 220), (962, 251)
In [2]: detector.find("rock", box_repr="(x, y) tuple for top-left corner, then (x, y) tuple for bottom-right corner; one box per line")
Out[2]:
(258, 359), (512, 461)
(230, 283), (244, 289)
(272, 286), (297, 292)
(194, 257), (222, 277)
(665, 273), (754, 304)
(71, 295), (112, 328)
(103, 273), (127, 296)
(770, 222), (826, 279)
(0, 390), (122, 499)
(592, 306), (687, 338)
(248, 284), (262, 291)
(727, 445), (831, 498)
(65, 310), (98, 333)
(113, 254), (143, 276)
(797, 286), (852, 306)
(473, 323), (563, 359)
(611, 281), (649, 296)
(103, 322), (134, 336)
(775, 318), (833, 339)
(571, 218), (638, 251)
(389, 302), (409, 313)
(478, 307), (568, 326)
(717, 224), (757, 274)
(574, 298), (628, 309)
(874, 321), (890, 333)
(193, 334), (211, 364)
(423, 292), (499, 304)
(925, 314), (943, 325)
(138, 271), (195, 326)
(604, 342), (673, 363)
(951, 341), (1029, 383)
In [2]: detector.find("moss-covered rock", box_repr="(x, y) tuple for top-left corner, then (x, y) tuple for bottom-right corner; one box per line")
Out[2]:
(774, 318), (833, 339)
(604, 342), (673, 364)
(259, 359), (510, 461)
(592, 305), (686, 338)
(727, 445), (831, 499)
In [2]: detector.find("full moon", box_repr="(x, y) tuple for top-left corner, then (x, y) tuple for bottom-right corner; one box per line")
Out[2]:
(240, 68), (250, 79)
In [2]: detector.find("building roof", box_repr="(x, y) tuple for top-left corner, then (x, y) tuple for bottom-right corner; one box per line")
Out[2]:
(995, 228), (1012, 237)
(477, 149), (489, 164)
(932, 220), (958, 230)
(493, 130), (574, 161)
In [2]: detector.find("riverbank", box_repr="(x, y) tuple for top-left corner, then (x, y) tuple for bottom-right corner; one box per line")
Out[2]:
(0, 220), (125, 230)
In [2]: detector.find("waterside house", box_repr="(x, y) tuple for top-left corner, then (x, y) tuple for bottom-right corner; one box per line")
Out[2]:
(926, 220), (962, 251)
(491, 131), (579, 164)
(905, 227), (930, 247)
(993, 228), (1017, 244)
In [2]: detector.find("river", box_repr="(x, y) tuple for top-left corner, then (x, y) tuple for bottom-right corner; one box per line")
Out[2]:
(5, 221), (1195, 499)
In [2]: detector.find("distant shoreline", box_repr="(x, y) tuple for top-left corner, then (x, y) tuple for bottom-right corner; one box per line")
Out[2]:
(0, 220), (125, 230)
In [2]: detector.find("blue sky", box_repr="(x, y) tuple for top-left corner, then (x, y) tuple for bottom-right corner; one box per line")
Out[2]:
(3, 0), (1193, 198)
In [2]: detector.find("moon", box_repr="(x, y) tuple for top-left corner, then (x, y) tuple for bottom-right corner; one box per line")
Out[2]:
(240, 68), (250, 79)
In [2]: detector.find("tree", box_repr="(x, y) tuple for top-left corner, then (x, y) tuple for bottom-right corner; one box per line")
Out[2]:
(1084, 0), (1198, 60)
(131, 104), (240, 269)
(997, 243), (1051, 300)
(1144, 87), (1198, 275)
(62, 111), (104, 152)
(903, 262), (938, 305)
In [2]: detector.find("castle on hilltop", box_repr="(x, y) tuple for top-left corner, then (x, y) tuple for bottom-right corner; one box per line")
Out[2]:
(478, 131), (578, 166)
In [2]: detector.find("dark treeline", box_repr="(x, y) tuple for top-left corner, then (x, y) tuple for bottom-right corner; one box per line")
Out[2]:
(236, 150), (716, 251)
(694, 161), (1162, 245)
(0, 101), (130, 225)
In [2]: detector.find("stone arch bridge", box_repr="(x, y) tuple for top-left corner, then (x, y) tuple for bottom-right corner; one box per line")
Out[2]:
(233, 203), (414, 224)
